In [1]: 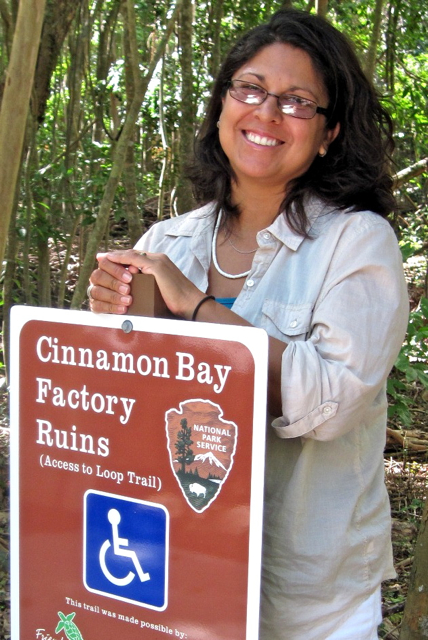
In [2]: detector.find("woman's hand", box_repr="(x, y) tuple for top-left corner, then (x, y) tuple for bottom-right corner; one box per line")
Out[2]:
(89, 248), (287, 416)
(89, 249), (204, 319)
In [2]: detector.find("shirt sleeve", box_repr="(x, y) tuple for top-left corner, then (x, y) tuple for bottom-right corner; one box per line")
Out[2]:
(272, 220), (409, 441)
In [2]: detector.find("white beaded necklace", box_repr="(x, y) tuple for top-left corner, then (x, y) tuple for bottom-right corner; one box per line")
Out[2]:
(212, 211), (253, 279)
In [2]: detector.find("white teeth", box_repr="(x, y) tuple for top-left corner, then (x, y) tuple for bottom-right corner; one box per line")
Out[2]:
(246, 131), (280, 147)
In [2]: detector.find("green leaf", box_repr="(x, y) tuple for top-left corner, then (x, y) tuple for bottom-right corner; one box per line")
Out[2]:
(420, 297), (428, 319)
(387, 377), (407, 393)
(388, 402), (412, 426)
(400, 241), (417, 261)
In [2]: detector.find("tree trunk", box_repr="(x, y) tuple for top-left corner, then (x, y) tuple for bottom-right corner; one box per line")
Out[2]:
(65, 2), (87, 173)
(399, 495), (428, 639)
(365, 0), (385, 80)
(209, 0), (223, 80)
(123, 135), (142, 244)
(2, 186), (19, 381)
(0, 0), (47, 273)
(157, 56), (170, 221)
(385, 0), (402, 92)
(0, 0), (15, 56)
(57, 0), (89, 305)
(37, 233), (52, 307)
(122, 0), (143, 245)
(316, 0), (328, 18)
(176, 0), (196, 215)
(23, 122), (37, 304)
(57, 207), (80, 308)
(32, 0), (86, 124)
(92, 0), (122, 144)
(71, 0), (184, 309)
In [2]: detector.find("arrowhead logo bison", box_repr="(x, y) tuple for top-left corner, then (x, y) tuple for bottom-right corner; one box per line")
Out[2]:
(165, 399), (238, 512)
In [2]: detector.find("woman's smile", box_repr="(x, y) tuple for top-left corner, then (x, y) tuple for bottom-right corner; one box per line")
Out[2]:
(244, 130), (284, 147)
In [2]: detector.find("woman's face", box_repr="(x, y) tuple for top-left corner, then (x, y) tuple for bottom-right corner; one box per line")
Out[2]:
(218, 42), (339, 194)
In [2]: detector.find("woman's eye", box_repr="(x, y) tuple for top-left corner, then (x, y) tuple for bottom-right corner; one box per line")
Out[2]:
(242, 83), (264, 94)
(282, 95), (312, 107)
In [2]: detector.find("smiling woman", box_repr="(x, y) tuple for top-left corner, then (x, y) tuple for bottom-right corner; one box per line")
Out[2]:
(88, 8), (409, 640)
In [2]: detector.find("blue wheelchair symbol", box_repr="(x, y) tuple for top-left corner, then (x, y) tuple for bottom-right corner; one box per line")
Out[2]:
(84, 491), (169, 610)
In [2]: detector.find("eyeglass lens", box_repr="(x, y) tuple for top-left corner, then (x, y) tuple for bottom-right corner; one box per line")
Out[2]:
(229, 80), (322, 119)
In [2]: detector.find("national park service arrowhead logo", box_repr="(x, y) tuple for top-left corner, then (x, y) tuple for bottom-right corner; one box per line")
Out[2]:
(165, 399), (237, 512)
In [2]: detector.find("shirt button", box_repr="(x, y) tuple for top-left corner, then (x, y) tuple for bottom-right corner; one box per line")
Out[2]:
(290, 320), (298, 328)
(247, 279), (254, 287)
(263, 232), (271, 240)
(323, 406), (332, 414)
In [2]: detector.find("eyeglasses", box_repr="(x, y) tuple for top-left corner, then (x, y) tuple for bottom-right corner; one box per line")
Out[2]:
(228, 79), (330, 120)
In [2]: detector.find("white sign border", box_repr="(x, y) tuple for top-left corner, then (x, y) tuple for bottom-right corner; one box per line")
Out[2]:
(10, 305), (268, 640)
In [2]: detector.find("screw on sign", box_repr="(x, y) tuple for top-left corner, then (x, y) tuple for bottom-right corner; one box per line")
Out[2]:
(55, 612), (84, 640)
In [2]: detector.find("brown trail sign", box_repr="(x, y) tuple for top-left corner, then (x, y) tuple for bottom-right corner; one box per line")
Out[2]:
(10, 306), (268, 640)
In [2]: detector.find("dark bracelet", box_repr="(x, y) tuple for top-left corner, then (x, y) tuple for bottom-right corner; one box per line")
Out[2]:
(191, 295), (216, 321)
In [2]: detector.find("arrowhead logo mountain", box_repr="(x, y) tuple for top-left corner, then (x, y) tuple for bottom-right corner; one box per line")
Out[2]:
(165, 399), (238, 512)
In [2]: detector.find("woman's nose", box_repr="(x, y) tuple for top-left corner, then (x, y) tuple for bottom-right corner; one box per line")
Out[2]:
(253, 94), (282, 122)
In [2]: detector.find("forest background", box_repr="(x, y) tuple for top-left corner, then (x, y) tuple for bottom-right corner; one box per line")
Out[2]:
(0, 0), (427, 638)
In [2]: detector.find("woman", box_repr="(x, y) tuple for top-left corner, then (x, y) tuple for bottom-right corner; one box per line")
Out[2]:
(89, 9), (409, 640)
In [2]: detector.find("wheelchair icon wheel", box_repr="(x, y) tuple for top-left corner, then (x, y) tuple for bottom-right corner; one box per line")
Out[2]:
(99, 539), (135, 586)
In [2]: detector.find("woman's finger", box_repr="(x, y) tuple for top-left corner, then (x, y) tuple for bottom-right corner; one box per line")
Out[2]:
(89, 296), (130, 315)
(89, 282), (131, 305)
(97, 249), (149, 274)
(90, 267), (132, 296)
(96, 253), (135, 283)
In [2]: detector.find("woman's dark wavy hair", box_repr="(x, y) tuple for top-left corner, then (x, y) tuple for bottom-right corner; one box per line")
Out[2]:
(187, 8), (396, 235)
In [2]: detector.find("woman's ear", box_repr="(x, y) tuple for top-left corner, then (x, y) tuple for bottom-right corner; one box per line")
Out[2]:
(319, 122), (340, 156)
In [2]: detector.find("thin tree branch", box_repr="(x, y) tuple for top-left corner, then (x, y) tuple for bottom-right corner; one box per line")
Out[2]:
(393, 158), (428, 189)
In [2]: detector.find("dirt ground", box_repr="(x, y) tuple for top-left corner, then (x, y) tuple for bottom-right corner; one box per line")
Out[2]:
(380, 424), (428, 638)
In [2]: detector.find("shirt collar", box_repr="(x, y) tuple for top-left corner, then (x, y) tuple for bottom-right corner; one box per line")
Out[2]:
(163, 203), (216, 238)
(268, 197), (332, 251)
(162, 203), (216, 272)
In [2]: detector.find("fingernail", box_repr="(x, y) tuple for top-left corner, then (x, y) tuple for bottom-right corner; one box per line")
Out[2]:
(122, 272), (132, 282)
(119, 284), (129, 294)
(120, 296), (132, 304)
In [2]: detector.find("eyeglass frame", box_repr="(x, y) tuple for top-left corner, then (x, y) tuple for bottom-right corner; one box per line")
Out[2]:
(227, 79), (331, 120)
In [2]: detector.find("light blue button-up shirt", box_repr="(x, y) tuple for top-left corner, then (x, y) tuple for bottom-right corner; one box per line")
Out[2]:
(135, 199), (409, 639)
